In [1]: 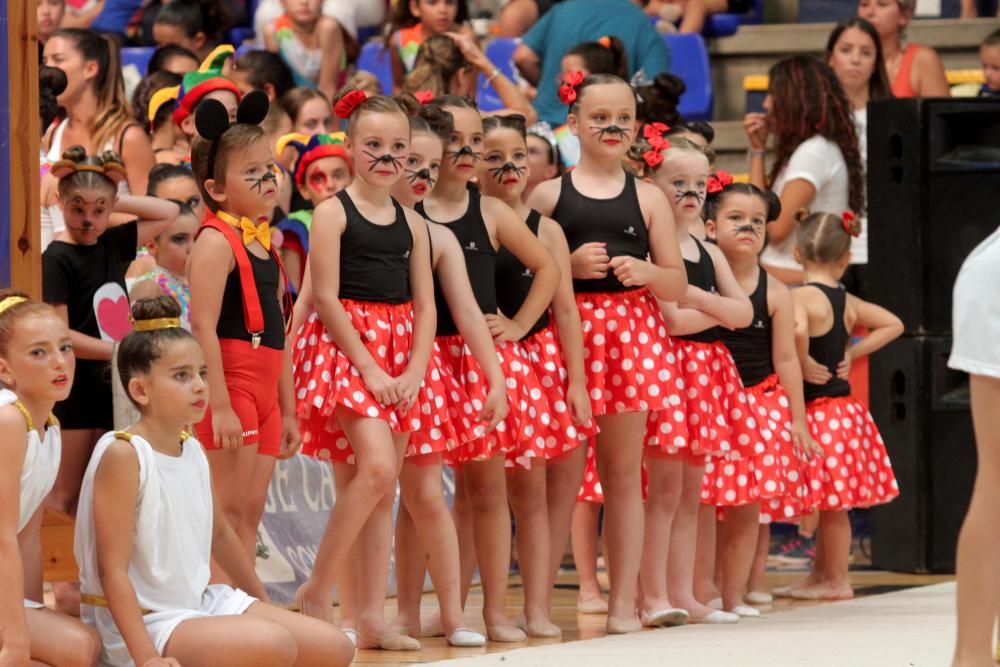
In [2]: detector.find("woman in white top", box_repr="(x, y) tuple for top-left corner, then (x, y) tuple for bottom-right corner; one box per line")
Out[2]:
(744, 55), (866, 286)
(0, 291), (101, 666)
(74, 296), (355, 667)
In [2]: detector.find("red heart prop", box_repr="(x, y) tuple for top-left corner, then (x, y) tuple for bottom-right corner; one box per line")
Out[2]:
(97, 295), (132, 341)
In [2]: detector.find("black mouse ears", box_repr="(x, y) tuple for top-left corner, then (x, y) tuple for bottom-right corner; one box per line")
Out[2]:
(195, 89), (270, 141)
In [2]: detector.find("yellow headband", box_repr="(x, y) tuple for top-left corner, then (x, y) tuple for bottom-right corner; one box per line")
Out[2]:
(0, 296), (28, 315)
(132, 317), (181, 332)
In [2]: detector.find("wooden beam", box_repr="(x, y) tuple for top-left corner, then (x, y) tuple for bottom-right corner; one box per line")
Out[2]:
(6, 0), (41, 297)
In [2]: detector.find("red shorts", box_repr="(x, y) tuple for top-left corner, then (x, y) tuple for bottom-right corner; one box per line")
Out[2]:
(196, 338), (284, 457)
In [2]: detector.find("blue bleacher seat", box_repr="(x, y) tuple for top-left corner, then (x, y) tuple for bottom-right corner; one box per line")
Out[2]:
(121, 47), (155, 77)
(663, 33), (713, 121)
(356, 26), (380, 47)
(476, 37), (519, 112)
(357, 41), (394, 95)
(228, 27), (255, 47)
(702, 0), (762, 36)
(235, 43), (262, 60)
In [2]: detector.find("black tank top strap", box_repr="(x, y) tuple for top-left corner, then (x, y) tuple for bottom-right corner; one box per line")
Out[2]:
(552, 171), (648, 293)
(803, 282), (851, 401)
(720, 267), (774, 387)
(336, 190), (413, 304)
(494, 208), (550, 338)
(678, 238), (720, 343)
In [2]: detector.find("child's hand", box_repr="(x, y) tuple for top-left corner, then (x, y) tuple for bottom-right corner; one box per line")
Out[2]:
(140, 658), (182, 667)
(479, 384), (509, 432)
(791, 420), (822, 459)
(570, 242), (610, 280)
(362, 366), (400, 407)
(277, 415), (302, 460)
(609, 256), (654, 288)
(801, 356), (832, 385)
(566, 380), (593, 427)
(485, 313), (526, 343)
(213, 406), (245, 451)
(677, 285), (709, 311)
(743, 112), (768, 151)
(394, 369), (423, 413)
(836, 350), (853, 380)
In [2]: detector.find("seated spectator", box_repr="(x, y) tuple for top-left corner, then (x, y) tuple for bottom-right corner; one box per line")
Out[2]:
(514, 0), (671, 126)
(980, 28), (1000, 97)
(858, 0), (949, 97)
(231, 50), (297, 102)
(960, 0), (1000, 17)
(645, 0), (750, 34)
(385, 0), (476, 92)
(403, 32), (537, 123)
(37, 0), (65, 47)
(131, 70), (186, 165)
(62, 0), (139, 34)
(263, 0), (346, 102)
(255, 0), (387, 41)
(279, 87), (335, 136)
(152, 0), (230, 61)
(497, 0), (565, 38)
(147, 43), (200, 76)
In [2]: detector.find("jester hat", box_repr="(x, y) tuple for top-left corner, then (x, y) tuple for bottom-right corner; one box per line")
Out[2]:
(277, 132), (354, 187)
(173, 44), (242, 124)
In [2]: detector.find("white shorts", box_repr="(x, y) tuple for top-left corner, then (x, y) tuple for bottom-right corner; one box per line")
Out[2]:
(90, 585), (256, 666)
(949, 227), (1000, 379)
(24, 599), (45, 609)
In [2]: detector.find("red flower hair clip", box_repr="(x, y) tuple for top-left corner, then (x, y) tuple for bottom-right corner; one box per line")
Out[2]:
(414, 90), (435, 105)
(334, 89), (369, 120)
(842, 210), (861, 237)
(559, 71), (585, 106)
(706, 170), (733, 194)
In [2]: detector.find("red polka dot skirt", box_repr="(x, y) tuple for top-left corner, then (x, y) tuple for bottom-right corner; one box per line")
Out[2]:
(436, 335), (550, 467)
(292, 302), (455, 463)
(646, 339), (750, 460)
(577, 440), (604, 503)
(576, 288), (683, 417)
(506, 323), (598, 470)
(803, 395), (899, 511)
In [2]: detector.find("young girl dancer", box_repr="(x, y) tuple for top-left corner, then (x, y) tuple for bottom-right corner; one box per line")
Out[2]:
(417, 94), (560, 641)
(74, 296), (354, 667)
(129, 202), (199, 330)
(264, 0), (345, 101)
(0, 292), (102, 666)
(699, 180), (818, 614)
(636, 138), (753, 625)
(784, 211), (902, 600)
(291, 89), (440, 649)
(479, 113), (595, 637)
(188, 91), (298, 575)
(528, 73), (687, 633)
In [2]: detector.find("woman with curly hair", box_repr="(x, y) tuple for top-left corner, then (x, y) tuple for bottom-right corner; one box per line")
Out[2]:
(744, 55), (865, 287)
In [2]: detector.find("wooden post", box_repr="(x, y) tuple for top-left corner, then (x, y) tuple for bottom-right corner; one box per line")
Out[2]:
(2, 0), (41, 296)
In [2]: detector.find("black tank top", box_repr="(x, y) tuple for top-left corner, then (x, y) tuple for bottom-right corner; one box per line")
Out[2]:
(216, 251), (286, 350)
(417, 188), (498, 337)
(494, 209), (549, 338)
(678, 238), (720, 343)
(803, 283), (851, 401)
(720, 268), (773, 387)
(552, 172), (648, 294)
(337, 190), (413, 304)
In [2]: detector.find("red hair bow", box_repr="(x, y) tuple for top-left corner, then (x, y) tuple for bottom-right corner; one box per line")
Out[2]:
(414, 90), (434, 105)
(842, 210), (861, 237)
(642, 148), (664, 168)
(559, 71), (585, 106)
(334, 89), (369, 120)
(706, 170), (733, 194)
(643, 122), (670, 141)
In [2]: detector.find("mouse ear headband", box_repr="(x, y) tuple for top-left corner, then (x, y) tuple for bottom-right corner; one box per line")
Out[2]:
(50, 154), (127, 185)
(196, 89), (270, 177)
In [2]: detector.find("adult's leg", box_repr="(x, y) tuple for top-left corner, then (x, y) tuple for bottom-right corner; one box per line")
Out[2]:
(571, 502), (606, 611)
(508, 462), (560, 636)
(295, 409), (402, 622)
(952, 374), (1000, 666)
(545, 446), (587, 595)
(593, 411), (647, 632)
(638, 455), (683, 621)
(23, 607), (101, 667)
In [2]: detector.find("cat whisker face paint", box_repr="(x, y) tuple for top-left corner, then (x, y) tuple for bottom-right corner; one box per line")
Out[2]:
(675, 189), (705, 204)
(734, 223), (761, 238)
(245, 169), (278, 194)
(590, 125), (630, 143)
(488, 161), (527, 183)
(405, 167), (436, 189)
(446, 145), (481, 164)
(362, 150), (404, 173)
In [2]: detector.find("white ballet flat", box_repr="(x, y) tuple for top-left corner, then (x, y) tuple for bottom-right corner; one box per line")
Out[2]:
(641, 608), (690, 628)
(707, 597), (723, 610)
(745, 591), (774, 605)
(699, 610), (740, 624)
(730, 605), (761, 618)
(447, 628), (486, 647)
(343, 628), (358, 647)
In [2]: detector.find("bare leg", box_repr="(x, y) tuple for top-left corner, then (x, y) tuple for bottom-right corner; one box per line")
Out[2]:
(242, 452), (279, 562)
(295, 409), (403, 622)
(571, 501), (606, 611)
(391, 494), (425, 636)
(463, 455), (525, 641)
(719, 504), (761, 612)
(18, 507), (44, 603)
(206, 444), (259, 585)
(545, 445), (587, 597)
(746, 524), (771, 595)
(639, 456), (683, 618)
(245, 603), (355, 667)
(667, 463), (720, 621)
(594, 411), (647, 631)
(693, 505), (720, 604)
(793, 510), (853, 599)
(454, 465), (477, 608)
(21, 607), (101, 667)
(331, 463), (358, 634)
(164, 613), (298, 667)
(508, 462), (560, 636)
(952, 374), (1000, 666)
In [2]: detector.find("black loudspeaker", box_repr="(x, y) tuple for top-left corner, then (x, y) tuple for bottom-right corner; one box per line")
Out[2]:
(869, 336), (976, 573)
(867, 97), (1000, 335)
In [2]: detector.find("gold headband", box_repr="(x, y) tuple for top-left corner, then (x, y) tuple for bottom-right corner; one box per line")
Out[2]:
(132, 317), (181, 332)
(0, 296), (28, 315)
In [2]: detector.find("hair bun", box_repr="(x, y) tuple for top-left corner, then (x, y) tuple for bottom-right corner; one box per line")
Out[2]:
(61, 145), (88, 163)
(131, 296), (182, 323)
(236, 89), (270, 125)
(195, 99), (231, 140)
(794, 207), (811, 223)
(764, 190), (782, 222)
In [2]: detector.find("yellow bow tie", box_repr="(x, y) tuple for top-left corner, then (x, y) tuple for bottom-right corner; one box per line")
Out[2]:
(217, 211), (272, 251)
